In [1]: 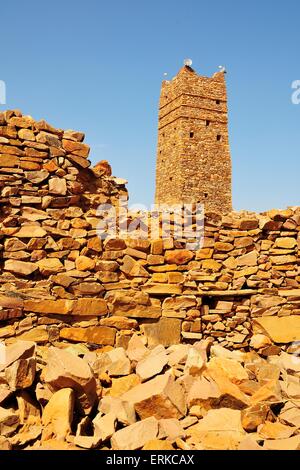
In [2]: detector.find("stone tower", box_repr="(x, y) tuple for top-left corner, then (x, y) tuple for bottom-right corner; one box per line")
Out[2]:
(155, 62), (232, 213)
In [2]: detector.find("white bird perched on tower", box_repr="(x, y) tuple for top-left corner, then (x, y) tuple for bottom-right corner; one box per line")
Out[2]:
(184, 58), (193, 67)
(218, 65), (226, 73)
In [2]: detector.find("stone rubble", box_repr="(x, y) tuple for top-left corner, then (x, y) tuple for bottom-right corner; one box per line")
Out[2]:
(0, 337), (299, 450)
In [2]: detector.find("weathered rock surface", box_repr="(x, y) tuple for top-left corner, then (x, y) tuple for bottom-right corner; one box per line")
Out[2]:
(121, 373), (186, 420)
(111, 417), (158, 450)
(136, 345), (168, 381)
(43, 347), (96, 413)
(41, 388), (74, 441)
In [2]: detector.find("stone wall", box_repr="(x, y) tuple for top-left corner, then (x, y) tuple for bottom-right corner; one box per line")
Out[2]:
(1, 110), (300, 354)
(155, 65), (232, 213)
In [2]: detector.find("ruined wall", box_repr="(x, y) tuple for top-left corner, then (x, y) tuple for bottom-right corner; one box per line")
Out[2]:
(155, 66), (232, 213)
(1, 110), (300, 355)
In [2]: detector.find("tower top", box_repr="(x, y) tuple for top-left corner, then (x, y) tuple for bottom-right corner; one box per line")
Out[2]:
(163, 63), (226, 87)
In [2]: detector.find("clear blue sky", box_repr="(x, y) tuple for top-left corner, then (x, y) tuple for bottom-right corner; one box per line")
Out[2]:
(1, 0), (300, 212)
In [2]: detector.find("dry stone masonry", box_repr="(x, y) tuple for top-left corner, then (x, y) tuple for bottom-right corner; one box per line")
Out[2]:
(0, 109), (299, 351)
(155, 65), (232, 213)
(1, 109), (300, 450)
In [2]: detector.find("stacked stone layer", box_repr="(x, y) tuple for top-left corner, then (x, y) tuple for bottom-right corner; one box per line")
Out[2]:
(0, 110), (300, 354)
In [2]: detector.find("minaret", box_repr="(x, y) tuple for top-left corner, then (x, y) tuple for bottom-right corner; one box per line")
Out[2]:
(155, 60), (232, 213)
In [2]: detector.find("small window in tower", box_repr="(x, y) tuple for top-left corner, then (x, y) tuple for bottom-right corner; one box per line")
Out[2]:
(170, 177), (173, 181)
(204, 192), (208, 198)
(217, 134), (222, 141)
(206, 120), (210, 126)
(159, 150), (162, 154)
(162, 133), (165, 138)
(216, 99), (221, 105)
(190, 131), (194, 138)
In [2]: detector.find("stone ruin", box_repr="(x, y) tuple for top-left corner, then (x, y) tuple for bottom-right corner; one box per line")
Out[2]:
(1, 109), (300, 450)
